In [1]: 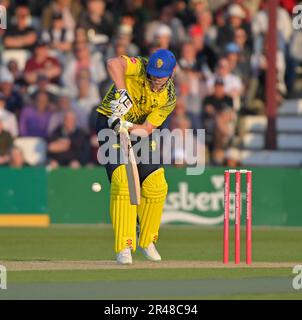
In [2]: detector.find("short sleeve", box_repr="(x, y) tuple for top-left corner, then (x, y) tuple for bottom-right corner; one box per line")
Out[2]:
(121, 55), (142, 76)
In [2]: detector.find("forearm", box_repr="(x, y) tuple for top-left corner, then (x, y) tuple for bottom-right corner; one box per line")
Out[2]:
(4, 37), (24, 48)
(106, 57), (127, 90)
(129, 121), (155, 137)
(44, 66), (61, 79)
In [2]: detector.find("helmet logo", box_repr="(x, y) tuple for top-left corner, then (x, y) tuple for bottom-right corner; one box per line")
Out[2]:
(156, 58), (164, 68)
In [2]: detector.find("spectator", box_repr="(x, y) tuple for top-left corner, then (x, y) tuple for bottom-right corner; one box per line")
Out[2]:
(0, 118), (13, 166)
(225, 42), (250, 85)
(252, 1), (293, 50)
(119, 11), (145, 51)
(7, 59), (25, 86)
(234, 27), (252, 73)
(74, 27), (89, 46)
(202, 78), (236, 165)
(194, 9), (217, 49)
(48, 94), (81, 135)
(252, 1), (293, 95)
(106, 33), (138, 60)
(9, 146), (28, 168)
(19, 91), (52, 138)
(114, 16), (139, 56)
(47, 111), (90, 168)
(145, 5), (186, 50)
(62, 44), (106, 97)
(28, 74), (60, 102)
(189, 0), (209, 15)
(78, 0), (113, 47)
(3, 5), (37, 50)
(177, 41), (204, 131)
(188, 25), (217, 73)
(216, 4), (252, 54)
(42, 0), (81, 31)
(24, 40), (62, 85)
(207, 57), (243, 108)
(0, 66), (23, 116)
(73, 77), (100, 131)
(153, 24), (173, 50)
(0, 93), (18, 137)
(41, 11), (74, 55)
(173, 0), (196, 28)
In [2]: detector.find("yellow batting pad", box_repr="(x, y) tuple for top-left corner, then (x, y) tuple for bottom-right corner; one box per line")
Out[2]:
(137, 168), (168, 248)
(110, 165), (137, 253)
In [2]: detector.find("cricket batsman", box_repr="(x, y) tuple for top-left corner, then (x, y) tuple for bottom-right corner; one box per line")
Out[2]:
(96, 49), (177, 264)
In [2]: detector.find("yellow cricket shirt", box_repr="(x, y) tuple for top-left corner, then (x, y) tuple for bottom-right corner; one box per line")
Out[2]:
(97, 55), (176, 126)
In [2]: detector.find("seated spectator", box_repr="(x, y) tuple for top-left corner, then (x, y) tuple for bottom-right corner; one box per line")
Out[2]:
(153, 24), (173, 50)
(225, 42), (250, 84)
(106, 36), (132, 60)
(188, 25), (217, 74)
(0, 67), (23, 116)
(0, 119), (13, 166)
(216, 4), (252, 55)
(174, 0), (196, 28)
(3, 5), (37, 50)
(145, 5), (186, 51)
(207, 57), (243, 108)
(118, 12), (140, 49)
(194, 9), (217, 49)
(202, 78), (236, 165)
(7, 59), (26, 87)
(78, 0), (113, 46)
(252, 2), (291, 96)
(73, 77), (100, 131)
(24, 40), (62, 85)
(28, 74), (60, 102)
(0, 93), (18, 137)
(48, 93), (83, 135)
(74, 27), (89, 47)
(42, 0), (81, 31)
(114, 23), (139, 56)
(63, 44), (106, 97)
(41, 11), (74, 55)
(9, 146), (28, 168)
(47, 111), (90, 168)
(19, 91), (52, 138)
(233, 28), (252, 80)
(177, 41), (204, 131)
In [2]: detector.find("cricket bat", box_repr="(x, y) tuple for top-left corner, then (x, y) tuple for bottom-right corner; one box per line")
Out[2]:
(119, 126), (141, 205)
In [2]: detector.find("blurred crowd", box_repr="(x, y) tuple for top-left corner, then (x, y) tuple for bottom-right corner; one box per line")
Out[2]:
(0, 0), (301, 168)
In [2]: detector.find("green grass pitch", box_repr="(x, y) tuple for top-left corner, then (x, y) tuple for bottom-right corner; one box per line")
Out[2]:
(0, 226), (301, 300)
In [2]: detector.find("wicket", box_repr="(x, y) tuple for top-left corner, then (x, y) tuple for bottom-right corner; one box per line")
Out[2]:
(223, 169), (252, 264)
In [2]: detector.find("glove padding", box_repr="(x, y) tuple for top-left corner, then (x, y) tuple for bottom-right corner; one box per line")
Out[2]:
(108, 115), (133, 135)
(110, 89), (133, 117)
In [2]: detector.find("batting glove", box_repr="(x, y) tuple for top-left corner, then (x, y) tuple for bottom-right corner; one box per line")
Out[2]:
(110, 89), (133, 117)
(108, 115), (133, 135)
